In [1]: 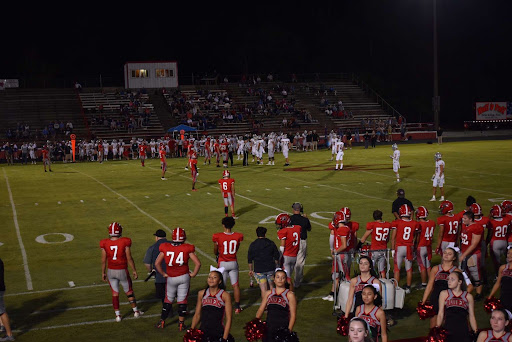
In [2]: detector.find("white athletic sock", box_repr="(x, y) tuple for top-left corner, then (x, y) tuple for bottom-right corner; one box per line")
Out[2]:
(340, 164), (343, 170)
(335, 164), (338, 170)
(115, 310), (121, 316)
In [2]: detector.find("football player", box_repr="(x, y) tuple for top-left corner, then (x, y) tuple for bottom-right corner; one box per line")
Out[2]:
(267, 135), (275, 165)
(275, 213), (301, 292)
(41, 145), (52, 172)
(190, 154), (198, 191)
(159, 144), (167, 180)
(390, 143), (400, 182)
(341, 207), (359, 279)
(501, 200), (512, 247)
(218, 170), (236, 218)
(334, 137), (344, 170)
(155, 227), (201, 331)
(415, 206), (435, 288)
(459, 210), (484, 299)
(360, 210), (392, 278)
(204, 137), (212, 165)
(391, 204), (417, 293)
(100, 222), (143, 322)
(488, 204), (509, 277)
(430, 152), (445, 201)
(139, 140), (147, 167)
(212, 216), (244, 313)
(435, 200), (463, 253)
(281, 134), (291, 166)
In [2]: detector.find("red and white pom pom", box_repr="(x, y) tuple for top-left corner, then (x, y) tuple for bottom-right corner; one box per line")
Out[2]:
(244, 318), (266, 341)
(183, 328), (204, 342)
(484, 297), (503, 314)
(426, 326), (448, 342)
(416, 301), (436, 320)
(337, 315), (351, 336)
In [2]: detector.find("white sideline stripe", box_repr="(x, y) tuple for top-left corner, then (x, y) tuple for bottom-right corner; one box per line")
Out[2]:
(17, 295), (325, 332)
(71, 168), (216, 263)
(3, 169), (33, 291)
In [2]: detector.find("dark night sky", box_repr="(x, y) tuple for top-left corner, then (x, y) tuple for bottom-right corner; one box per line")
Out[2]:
(2, 1), (511, 126)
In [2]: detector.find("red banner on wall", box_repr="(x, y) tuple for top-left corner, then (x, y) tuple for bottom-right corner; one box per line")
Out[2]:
(475, 102), (509, 120)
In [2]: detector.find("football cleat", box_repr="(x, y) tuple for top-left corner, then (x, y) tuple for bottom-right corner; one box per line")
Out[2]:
(134, 310), (143, 318)
(178, 321), (187, 331)
(155, 319), (165, 329)
(235, 307), (243, 314)
(115, 315), (122, 322)
(322, 294), (334, 302)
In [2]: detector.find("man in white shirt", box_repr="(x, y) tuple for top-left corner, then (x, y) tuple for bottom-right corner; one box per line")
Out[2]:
(390, 143), (400, 182)
(335, 137), (344, 170)
(430, 152), (445, 201)
(281, 135), (291, 166)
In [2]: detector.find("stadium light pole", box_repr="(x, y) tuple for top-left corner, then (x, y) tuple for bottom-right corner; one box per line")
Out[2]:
(433, 0), (440, 129)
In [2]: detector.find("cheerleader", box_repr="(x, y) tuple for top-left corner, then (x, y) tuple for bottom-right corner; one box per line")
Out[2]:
(476, 308), (512, 342)
(255, 269), (297, 342)
(190, 267), (232, 341)
(355, 285), (387, 342)
(349, 317), (375, 342)
(488, 247), (512, 312)
(437, 271), (477, 342)
(421, 246), (462, 328)
(345, 256), (381, 317)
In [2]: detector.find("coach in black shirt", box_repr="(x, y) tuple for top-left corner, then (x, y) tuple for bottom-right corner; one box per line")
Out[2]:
(290, 202), (311, 288)
(143, 229), (168, 302)
(0, 258), (14, 340)
(392, 189), (414, 220)
(248, 227), (280, 299)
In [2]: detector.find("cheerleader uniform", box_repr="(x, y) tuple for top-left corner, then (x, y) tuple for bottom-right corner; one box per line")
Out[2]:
(500, 265), (512, 312)
(357, 304), (382, 342)
(264, 288), (290, 342)
(482, 331), (511, 342)
(200, 288), (226, 340)
(353, 275), (377, 313)
(443, 289), (471, 342)
(431, 266), (457, 314)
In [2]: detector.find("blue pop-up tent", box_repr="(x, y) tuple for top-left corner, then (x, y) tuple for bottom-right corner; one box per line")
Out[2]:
(167, 124), (197, 133)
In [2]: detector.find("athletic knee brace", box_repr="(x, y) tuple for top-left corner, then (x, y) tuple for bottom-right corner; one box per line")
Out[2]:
(178, 304), (187, 317)
(127, 293), (136, 304)
(161, 302), (173, 320)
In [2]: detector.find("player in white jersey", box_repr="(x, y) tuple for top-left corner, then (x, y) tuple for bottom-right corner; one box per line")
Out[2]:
(112, 140), (118, 159)
(150, 139), (156, 158)
(331, 132), (338, 161)
(29, 142), (37, 164)
(250, 136), (257, 162)
(236, 137), (244, 160)
(335, 138), (344, 170)
(281, 135), (291, 166)
(390, 143), (400, 182)
(103, 140), (109, 161)
(118, 140), (125, 160)
(256, 137), (265, 164)
(430, 152), (445, 201)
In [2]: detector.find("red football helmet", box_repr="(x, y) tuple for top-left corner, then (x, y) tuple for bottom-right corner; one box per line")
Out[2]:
(172, 227), (186, 243)
(501, 200), (512, 214)
(399, 204), (412, 217)
(333, 211), (347, 225)
(275, 213), (291, 229)
(108, 222), (123, 236)
(223, 170), (230, 178)
(491, 204), (503, 218)
(469, 203), (482, 216)
(416, 206), (429, 219)
(339, 207), (352, 221)
(439, 200), (454, 215)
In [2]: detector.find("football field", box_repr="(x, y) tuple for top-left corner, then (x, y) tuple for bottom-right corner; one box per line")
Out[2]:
(1, 139), (511, 342)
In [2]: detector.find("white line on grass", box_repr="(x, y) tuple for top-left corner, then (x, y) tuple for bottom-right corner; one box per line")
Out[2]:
(71, 168), (216, 263)
(3, 169), (33, 291)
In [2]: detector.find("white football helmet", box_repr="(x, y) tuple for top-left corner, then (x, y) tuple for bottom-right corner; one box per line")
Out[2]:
(435, 152), (442, 160)
(392, 143), (398, 151)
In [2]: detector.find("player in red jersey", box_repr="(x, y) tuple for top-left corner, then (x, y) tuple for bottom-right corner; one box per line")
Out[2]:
(341, 207), (359, 278)
(220, 139), (229, 167)
(218, 170), (236, 218)
(190, 154), (198, 191)
(275, 213), (302, 292)
(212, 216), (244, 313)
(204, 138), (212, 165)
(501, 200), (512, 247)
(159, 144), (167, 180)
(41, 145), (52, 172)
(460, 210), (484, 299)
(100, 222), (142, 322)
(155, 227), (201, 331)
(360, 210), (392, 278)
(139, 141), (147, 167)
(214, 139), (221, 167)
(414, 206), (435, 288)
(185, 144), (195, 170)
(435, 200), (463, 254)
(97, 141), (104, 163)
(391, 204), (417, 293)
(488, 205), (509, 277)
(323, 211), (351, 302)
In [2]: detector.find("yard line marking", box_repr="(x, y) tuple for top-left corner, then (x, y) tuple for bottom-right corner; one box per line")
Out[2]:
(18, 295), (325, 331)
(376, 182), (383, 184)
(71, 168), (216, 263)
(80, 200), (84, 203)
(165, 194), (170, 197)
(102, 198), (106, 201)
(207, 192), (212, 195)
(58, 201), (61, 205)
(3, 169), (33, 291)
(285, 187), (291, 190)
(246, 190), (252, 192)
(144, 195), (149, 198)
(35, 203), (38, 206)
(265, 188), (271, 191)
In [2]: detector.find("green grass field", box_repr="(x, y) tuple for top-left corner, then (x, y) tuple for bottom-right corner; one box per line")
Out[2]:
(1, 140), (511, 342)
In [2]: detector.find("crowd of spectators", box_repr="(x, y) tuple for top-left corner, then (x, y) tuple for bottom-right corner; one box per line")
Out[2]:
(5, 121), (74, 141)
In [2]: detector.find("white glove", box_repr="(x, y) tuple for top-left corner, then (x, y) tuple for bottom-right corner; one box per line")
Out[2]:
(431, 174), (435, 181)
(391, 250), (395, 258)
